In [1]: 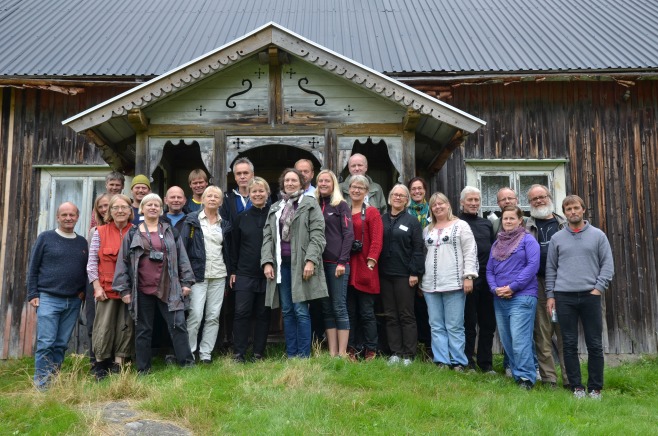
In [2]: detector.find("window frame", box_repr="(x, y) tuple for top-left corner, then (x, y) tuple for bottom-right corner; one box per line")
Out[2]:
(465, 159), (568, 218)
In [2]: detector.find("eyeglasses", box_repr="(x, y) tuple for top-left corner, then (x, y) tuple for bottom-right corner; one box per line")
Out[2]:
(530, 195), (549, 203)
(111, 206), (131, 211)
(497, 196), (517, 202)
(350, 186), (366, 191)
(392, 193), (408, 199)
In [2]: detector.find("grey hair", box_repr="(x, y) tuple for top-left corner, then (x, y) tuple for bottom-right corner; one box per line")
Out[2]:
(232, 157), (254, 174)
(388, 184), (411, 208)
(460, 186), (481, 202)
(527, 184), (552, 200)
(139, 193), (163, 214)
(348, 174), (370, 191)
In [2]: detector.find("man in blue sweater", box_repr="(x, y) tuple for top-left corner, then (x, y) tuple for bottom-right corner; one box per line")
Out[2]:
(27, 202), (88, 390)
(545, 195), (614, 400)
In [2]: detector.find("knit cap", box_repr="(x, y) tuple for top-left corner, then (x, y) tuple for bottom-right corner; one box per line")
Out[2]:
(131, 174), (151, 189)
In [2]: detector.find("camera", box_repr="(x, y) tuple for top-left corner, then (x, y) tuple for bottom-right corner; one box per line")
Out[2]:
(149, 251), (164, 262)
(351, 240), (363, 253)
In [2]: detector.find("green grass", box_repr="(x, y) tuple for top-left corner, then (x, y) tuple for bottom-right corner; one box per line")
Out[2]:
(1, 352), (657, 435)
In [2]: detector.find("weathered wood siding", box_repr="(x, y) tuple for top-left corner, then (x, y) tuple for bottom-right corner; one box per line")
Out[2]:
(0, 85), (130, 358)
(433, 80), (658, 354)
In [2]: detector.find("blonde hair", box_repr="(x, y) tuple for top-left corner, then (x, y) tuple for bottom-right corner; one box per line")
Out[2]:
(427, 192), (456, 231)
(201, 185), (223, 204)
(139, 193), (163, 215)
(249, 176), (271, 195)
(314, 169), (344, 207)
(106, 194), (134, 223)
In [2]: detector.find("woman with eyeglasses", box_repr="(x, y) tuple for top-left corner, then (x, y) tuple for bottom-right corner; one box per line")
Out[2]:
(346, 175), (383, 361)
(114, 193), (196, 374)
(420, 192), (478, 371)
(86, 194), (135, 380)
(379, 184), (425, 365)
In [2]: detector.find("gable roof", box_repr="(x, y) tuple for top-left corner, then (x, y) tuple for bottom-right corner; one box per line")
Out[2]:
(2, 0), (657, 77)
(63, 23), (484, 153)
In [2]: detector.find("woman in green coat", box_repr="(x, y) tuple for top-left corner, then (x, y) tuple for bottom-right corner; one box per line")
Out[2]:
(262, 168), (328, 358)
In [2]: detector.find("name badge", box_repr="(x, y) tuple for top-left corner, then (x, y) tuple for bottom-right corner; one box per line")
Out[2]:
(399, 225), (409, 232)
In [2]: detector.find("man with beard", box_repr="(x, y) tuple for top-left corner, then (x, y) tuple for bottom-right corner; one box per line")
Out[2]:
(459, 186), (496, 372)
(546, 195), (614, 399)
(525, 185), (569, 388)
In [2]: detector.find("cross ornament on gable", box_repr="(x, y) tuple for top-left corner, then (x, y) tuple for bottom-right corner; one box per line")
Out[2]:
(254, 105), (265, 116)
(308, 137), (319, 149)
(288, 106), (296, 117)
(344, 105), (355, 116)
(286, 68), (297, 79)
(232, 137), (244, 150)
(254, 67), (264, 79)
(196, 105), (207, 116)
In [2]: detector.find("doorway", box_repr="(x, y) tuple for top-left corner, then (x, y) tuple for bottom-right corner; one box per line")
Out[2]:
(228, 144), (322, 202)
(339, 138), (397, 197)
(151, 140), (210, 197)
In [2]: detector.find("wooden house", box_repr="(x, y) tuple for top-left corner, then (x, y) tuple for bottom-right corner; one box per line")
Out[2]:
(1, 0), (656, 358)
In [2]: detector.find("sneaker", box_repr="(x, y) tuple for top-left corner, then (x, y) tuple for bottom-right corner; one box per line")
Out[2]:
(402, 358), (413, 366)
(573, 388), (587, 399)
(387, 355), (401, 365)
(452, 364), (465, 372)
(364, 350), (377, 361)
(435, 362), (449, 369)
(518, 379), (534, 390)
(588, 389), (602, 400)
(505, 367), (513, 378)
(536, 369), (542, 382)
(486, 369), (498, 375)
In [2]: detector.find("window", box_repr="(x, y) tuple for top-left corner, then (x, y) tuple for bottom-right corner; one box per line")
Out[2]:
(38, 167), (114, 236)
(465, 160), (567, 219)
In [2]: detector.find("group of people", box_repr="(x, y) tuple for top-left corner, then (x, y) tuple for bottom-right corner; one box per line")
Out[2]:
(28, 153), (614, 400)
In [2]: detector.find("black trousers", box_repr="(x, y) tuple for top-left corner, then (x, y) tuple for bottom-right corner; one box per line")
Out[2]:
(380, 276), (417, 358)
(464, 276), (496, 370)
(135, 293), (194, 372)
(233, 289), (271, 358)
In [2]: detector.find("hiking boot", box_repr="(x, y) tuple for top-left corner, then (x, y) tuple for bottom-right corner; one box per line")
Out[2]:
(364, 349), (377, 361)
(588, 389), (602, 400)
(109, 362), (122, 374)
(573, 388), (587, 399)
(452, 364), (465, 372)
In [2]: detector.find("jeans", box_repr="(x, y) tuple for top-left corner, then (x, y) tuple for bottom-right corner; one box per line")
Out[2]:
(464, 276), (496, 370)
(34, 293), (81, 388)
(555, 291), (604, 391)
(279, 259), (311, 357)
(494, 296), (537, 383)
(321, 263), (350, 330)
(347, 286), (378, 351)
(233, 280), (271, 358)
(380, 275), (417, 358)
(135, 293), (194, 372)
(424, 290), (467, 366)
(187, 277), (226, 360)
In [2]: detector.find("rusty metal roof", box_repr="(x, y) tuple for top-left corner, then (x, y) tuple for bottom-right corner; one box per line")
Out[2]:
(1, 0), (657, 77)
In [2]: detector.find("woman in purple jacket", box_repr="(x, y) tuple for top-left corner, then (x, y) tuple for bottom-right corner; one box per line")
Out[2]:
(315, 170), (354, 357)
(486, 206), (540, 389)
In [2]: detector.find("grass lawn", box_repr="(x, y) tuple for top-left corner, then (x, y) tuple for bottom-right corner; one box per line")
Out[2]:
(1, 351), (656, 435)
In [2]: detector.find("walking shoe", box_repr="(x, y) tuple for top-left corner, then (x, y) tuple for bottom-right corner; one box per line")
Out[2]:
(452, 364), (465, 372)
(252, 354), (264, 362)
(573, 388), (587, 399)
(233, 354), (246, 364)
(402, 358), (413, 366)
(505, 367), (513, 378)
(536, 369), (542, 382)
(518, 379), (534, 390)
(588, 389), (602, 400)
(164, 354), (177, 365)
(387, 355), (401, 365)
(109, 362), (122, 374)
(347, 346), (360, 362)
(364, 350), (377, 361)
(434, 362), (449, 369)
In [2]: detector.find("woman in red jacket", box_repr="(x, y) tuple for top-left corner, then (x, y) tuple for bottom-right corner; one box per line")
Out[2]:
(346, 175), (383, 361)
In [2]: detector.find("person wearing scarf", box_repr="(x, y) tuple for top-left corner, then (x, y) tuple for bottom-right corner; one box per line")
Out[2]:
(407, 177), (431, 229)
(486, 206), (540, 389)
(262, 168), (328, 358)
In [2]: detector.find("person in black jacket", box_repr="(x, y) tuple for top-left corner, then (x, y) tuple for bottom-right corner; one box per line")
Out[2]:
(459, 186), (496, 372)
(379, 184), (425, 365)
(179, 186), (232, 363)
(229, 177), (272, 362)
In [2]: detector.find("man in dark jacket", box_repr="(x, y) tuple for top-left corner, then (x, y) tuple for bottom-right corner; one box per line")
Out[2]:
(459, 186), (496, 372)
(28, 202), (88, 390)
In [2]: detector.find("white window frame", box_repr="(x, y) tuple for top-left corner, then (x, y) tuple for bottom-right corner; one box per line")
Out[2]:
(465, 159), (568, 218)
(36, 166), (116, 236)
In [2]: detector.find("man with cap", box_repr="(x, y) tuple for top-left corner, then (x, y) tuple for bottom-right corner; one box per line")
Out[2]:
(130, 174), (151, 225)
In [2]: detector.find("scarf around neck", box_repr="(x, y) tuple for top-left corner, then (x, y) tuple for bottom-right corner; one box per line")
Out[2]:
(280, 189), (304, 242)
(492, 225), (527, 261)
(408, 199), (430, 228)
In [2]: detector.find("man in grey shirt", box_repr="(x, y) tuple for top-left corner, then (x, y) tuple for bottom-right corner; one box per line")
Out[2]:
(546, 195), (614, 400)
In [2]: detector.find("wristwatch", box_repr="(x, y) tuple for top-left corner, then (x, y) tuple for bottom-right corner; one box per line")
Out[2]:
(465, 275), (475, 280)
